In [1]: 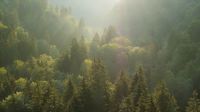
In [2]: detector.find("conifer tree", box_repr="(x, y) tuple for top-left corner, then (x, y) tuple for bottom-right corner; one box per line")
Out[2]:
(119, 96), (134, 112)
(70, 78), (93, 112)
(146, 95), (157, 112)
(130, 66), (149, 112)
(70, 38), (81, 75)
(89, 58), (109, 112)
(111, 70), (129, 112)
(102, 25), (119, 44)
(186, 91), (200, 112)
(42, 82), (62, 112)
(63, 78), (75, 111)
(104, 81), (112, 112)
(153, 82), (179, 112)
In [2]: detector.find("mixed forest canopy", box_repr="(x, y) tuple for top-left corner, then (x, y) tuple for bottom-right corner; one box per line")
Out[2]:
(0, 0), (200, 112)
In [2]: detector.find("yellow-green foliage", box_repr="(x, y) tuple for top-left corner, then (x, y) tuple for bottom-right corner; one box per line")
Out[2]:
(0, 67), (7, 75)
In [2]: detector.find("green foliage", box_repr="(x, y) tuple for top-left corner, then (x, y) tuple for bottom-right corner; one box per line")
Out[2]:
(130, 66), (149, 112)
(0, 21), (7, 29)
(118, 66), (149, 112)
(15, 78), (27, 91)
(63, 78), (75, 108)
(0, 67), (7, 75)
(80, 59), (92, 76)
(165, 71), (192, 108)
(89, 58), (109, 112)
(69, 78), (93, 112)
(57, 37), (88, 75)
(153, 82), (179, 112)
(186, 91), (200, 112)
(119, 97), (134, 112)
(70, 38), (83, 75)
(0, 72), (16, 102)
(111, 70), (129, 112)
(102, 25), (120, 44)
(26, 54), (55, 81)
(0, 0), (200, 112)
(0, 92), (29, 112)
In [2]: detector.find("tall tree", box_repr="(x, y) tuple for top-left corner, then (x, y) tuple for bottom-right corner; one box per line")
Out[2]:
(70, 78), (93, 112)
(153, 82), (179, 112)
(42, 82), (62, 112)
(111, 70), (129, 112)
(102, 25), (119, 44)
(63, 78), (75, 112)
(119, 96), (134, 112)
(130, 66), (149, 112)
(89, 58), (109, 112)
(70, 38), (82, 75)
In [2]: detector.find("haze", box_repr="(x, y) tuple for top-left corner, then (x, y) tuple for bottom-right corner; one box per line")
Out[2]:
(0, 0), (200, 112)
(50, 0), (119, 27)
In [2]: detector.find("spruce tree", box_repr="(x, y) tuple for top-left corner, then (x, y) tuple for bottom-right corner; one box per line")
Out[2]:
(153, 82), (179, 112)
(119, 96), (134, 112)
(146, 95), (157, 112)
(130, 66), (149, 112)
(70, 38), (81, 75)
(89, 58), (109, 112)
(42, 82), (62, 112)
(70, 78), (93, 112)
(63, 78), (75, 112)
(111, 70), (129, 112)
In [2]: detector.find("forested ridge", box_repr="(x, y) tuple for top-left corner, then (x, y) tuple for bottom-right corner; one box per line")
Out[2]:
(0, 0), (200, 112)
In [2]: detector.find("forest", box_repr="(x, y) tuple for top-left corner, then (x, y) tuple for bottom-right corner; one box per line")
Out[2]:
(0, 0), (200, 112)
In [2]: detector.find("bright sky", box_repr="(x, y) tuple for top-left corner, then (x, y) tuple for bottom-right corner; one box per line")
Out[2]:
(50, 0), (120, 27)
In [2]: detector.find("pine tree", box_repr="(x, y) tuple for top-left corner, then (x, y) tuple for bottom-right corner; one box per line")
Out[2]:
(130, 66), (149, 112)
(186, 91), (200, 112)
(79, 78), (93, 112)
(89, 58), (109, 112)
(146, 95), (157, 112)
(104, 81), (112, 112)
(70, 78), (93, 112)
(119, 96), (134, 112)
(102, 25), (119, 44)
(153, 82), (179, 112)
(43, 82), (62, 112)
(63, 78), (75, 112)
(111, 70), (129, 112)
(63, 78), (75, 103)
(70, 38), (81, 75)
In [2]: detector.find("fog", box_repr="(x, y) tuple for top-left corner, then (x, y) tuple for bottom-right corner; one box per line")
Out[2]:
(0, 0), (200, 111)
(49, 0), (119, 28)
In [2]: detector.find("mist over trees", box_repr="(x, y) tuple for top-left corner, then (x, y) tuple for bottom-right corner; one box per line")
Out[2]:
(0, 0), (200, 112)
